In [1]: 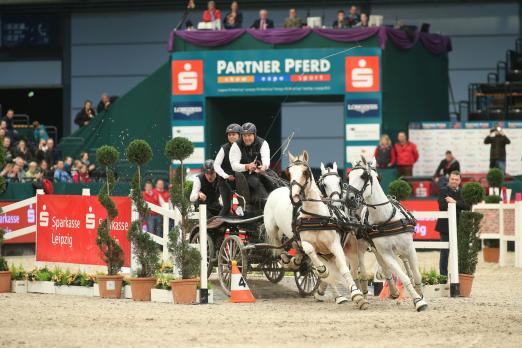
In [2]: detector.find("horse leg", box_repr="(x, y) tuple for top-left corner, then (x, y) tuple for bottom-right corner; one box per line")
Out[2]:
(345, 234), (361, 292)
(356, 239), (369, 297)
(301, 241), (329, 278)
(403, 243), (424, 298)
(330, 242), (368, 310)
(314, 280), (329, 302)
(374, 250), (400, 299)
(400, 255), (419, 295)
(380, 252), (428, 312)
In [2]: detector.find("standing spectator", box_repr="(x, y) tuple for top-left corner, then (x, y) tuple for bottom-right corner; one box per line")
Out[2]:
(3, 109), (18, 140)
(45, 138), (62, 166)
(394, 131), (419, 177)
(33, 121), (49, 145)
(355, 13), (369, 27)
(332, 10), (349, 29)
(74, 100), (95, 128)
(223, 1), (242, 29)
(202, 1), (221, 23)
(484, 126), (510, 174)
(284, 8), (303, 28)
(347, 5), (360, 26)
(14, 139), (33, 162)
(53, 160), (72, 183)
(251, 9), (274, 30)
(72, 164), (92, 183)
(154, 179), (170, 207)
(374, 134), (396, 168)
(433, 150), (460, 188)
(435, 171), (469, 276)
(96, 93), (117, 114)
(80, 151), (90, 166)
(143, 181), (162, 237)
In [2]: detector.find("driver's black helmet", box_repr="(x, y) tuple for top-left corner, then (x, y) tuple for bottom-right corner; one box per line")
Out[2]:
(241, 122), (257, 134)
(203, 159), (215, 174)
(226, 123), (242, 134)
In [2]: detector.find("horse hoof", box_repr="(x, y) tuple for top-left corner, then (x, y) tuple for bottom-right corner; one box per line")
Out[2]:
(314, 293), (326, 302)
(356, 298), (370, 310)
(335, 296), (349, 304)
(350, 289), (363, 302)
(415, 299), (428, 312)
(390, 293), (400, 300)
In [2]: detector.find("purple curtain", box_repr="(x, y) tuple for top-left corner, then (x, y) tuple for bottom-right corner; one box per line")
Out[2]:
(168, 27), (452, 55)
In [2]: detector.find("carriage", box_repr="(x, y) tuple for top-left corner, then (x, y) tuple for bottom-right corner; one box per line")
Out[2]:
(190, 213), (320, 296)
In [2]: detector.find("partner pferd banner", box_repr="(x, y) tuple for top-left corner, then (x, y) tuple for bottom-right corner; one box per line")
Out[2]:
(36, 195), (132, 267)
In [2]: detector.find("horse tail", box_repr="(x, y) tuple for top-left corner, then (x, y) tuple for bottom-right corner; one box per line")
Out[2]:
(264, 193), (281, 258)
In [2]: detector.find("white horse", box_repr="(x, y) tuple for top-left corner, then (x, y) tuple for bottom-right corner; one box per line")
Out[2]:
(264, 151), (368, 309)
(346, 156), (428, 311)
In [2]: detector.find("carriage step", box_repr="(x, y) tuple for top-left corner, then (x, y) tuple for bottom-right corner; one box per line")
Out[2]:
(242, 243), (282, 251)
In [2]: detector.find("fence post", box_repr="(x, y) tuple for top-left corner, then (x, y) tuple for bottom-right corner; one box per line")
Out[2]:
(447, 202), (460, 297)
(162, 203), (169, 262)
(499, 203), (507, 267)
(199, 204), (208, 304)
(516, 201), (522, 268)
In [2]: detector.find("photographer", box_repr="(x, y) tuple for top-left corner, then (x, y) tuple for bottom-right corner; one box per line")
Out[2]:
(484, 126), (510, 174)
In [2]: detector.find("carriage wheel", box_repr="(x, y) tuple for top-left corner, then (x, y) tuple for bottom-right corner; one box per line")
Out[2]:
(294, 259), (320, 297)
(262, 259), (285, 284)
(218, 235), (248, 296)
(190, 229), (215, 278)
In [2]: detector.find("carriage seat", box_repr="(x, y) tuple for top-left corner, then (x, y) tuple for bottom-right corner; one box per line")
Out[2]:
(207, 214), (264, 229)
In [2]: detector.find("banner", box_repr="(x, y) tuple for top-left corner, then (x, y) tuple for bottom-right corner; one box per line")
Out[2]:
(36, 195), (132, 267)
(402, 200), (440, 240)
(0, 201), (36, 244)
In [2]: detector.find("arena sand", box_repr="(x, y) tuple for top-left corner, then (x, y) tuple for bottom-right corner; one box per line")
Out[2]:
(1, 252), (522, 348)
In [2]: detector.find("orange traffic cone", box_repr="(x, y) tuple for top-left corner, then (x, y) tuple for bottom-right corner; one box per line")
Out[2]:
(230, 260), (255, 303)
(396, 278), (406, 301)
(379, 280), (390, 300)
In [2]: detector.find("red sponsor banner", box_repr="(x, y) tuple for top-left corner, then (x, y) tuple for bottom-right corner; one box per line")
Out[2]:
(0, 201), (36, 244)
(171, 60), (204, 95)
(401, 200), (440, 240)
(345, 56), (380, 92)
(36, 195), (132, 267)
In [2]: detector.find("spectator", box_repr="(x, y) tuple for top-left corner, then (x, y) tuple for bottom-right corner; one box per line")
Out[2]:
(0, 128), (6, 140)
(374, 134), (396, 168)
(14, 139), (33, 163)
(435, 171), (469, 276)
(45, 138), (62, 166)
(39, 160), (53, 180)
(284, 8), (303, 28)
(347, 5), (360, 26)
(394, 131), (419, 177)
(484, 126), (510, 174)
(143, 181), (162, 237)
(35, 139), (48, 164)
(0, 163), (13, 179)
(251, 9), (274, 30)
(6, 164), (23, 183)
(154, 179), (170, 207)
(202, 1), (221, 23)
(74, 100), (95, 128)
(3, 109), (15, 131)
(355, 13), (369, 27)
(224, 0), (242, 29)
(64, 156), (74, 173)
(24, 161), (40, 182)
(96, 93), (117, 114)
(33, 121), (49, 145)
(433, 150), (460, 188)
(80, 152), (90, 166)
(333, 10), (349, 29)
(54, 160), (72, 183)
(3, 137), (13, 163)
(72, 164), (92, 183)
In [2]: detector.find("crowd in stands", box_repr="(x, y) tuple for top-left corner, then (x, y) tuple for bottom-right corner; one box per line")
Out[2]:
(188, 1), (369, 30)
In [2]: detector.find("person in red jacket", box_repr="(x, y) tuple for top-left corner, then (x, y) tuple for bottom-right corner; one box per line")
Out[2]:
(394, 131), (419, 177)
(202, 1), (221, 22)
(143, 181), (162, 237)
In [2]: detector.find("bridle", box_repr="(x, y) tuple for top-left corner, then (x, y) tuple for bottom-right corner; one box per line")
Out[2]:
(347, 164), (391, 210)
(289, 159), (313, 207)
(318, 169), (344, 200)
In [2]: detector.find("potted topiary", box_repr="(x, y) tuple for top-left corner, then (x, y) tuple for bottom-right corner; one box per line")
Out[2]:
(486, 168), (504, 196)
(0, 229), (10, 293)
(388, 179), (412, 200)
(458, 182), (485, 297)
(126, 140), (160, 301)
(165, 137), (201, 304)
(95, 145), (125, 299)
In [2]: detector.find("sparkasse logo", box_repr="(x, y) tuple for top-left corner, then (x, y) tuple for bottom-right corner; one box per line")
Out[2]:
(345, 56), (380, 92)
(172, 60), (204, 95)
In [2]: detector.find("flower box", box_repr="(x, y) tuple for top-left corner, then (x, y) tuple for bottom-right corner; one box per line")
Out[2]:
(11, 280), (28, 293)
(196, 289), (214, 304)
(27, 281), (55, 294)
(422, 283), (450, 298)
(93, 283), (100, 296)
(151, 288), (173, 303)
(123, 285), (132, 299)
(55, 286), (94, 297)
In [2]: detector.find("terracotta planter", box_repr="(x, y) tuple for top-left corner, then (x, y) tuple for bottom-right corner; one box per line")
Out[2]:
(170, 279), (198, 304)
(459, 274), (474, 297)
(130, 277), (156, 301)
(0, 271), (11, 293)
(483, 247), (499, 263)
(97, 275), (124, 299)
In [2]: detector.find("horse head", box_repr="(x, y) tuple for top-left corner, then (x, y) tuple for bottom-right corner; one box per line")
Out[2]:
(346, 154), (378, 209)
(288, 150), (312, 205)
(318, 162), (343, 201)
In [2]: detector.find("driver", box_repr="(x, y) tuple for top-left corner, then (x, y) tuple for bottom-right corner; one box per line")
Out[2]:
(229, 122), (270, 207)
(189, 159), (222, 217)
(214, 123), (241, 216)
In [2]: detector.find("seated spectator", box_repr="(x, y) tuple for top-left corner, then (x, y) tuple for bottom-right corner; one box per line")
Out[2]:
(80, 151), (90, 166)
(0, 163), (13, 178)
(251, 9), (274, 30)
(13, 139), (33, 162)
(433, 150), (460, 188)
(355, 13), (369, 27)
(64, 156), (74, 173)
(54, 160), (72, 183)
(96, 93), (117, 114)
(74, 100), (95, 128)
(3, 136), (13, 163)
(39, 160), (53, 180)
(224, 0), (242, 29)
(143, 181), (162, 237)
(284, 8), (303, 28)
(73, 164), (92, 183)
(13, 157), (27, 172)
(347, 5), (360, 27)
(6, 164), (23, 183)
(45, 138), (62, 166)
(333, 10), (349, 29)
(202, 1), (221, 23)
(374, 134), (396, 168)
(24, 161), (40, 182)
(33, 120), (49, 145)
(0, 128), (6, 140)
